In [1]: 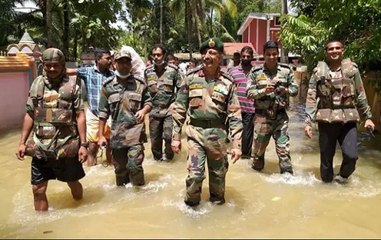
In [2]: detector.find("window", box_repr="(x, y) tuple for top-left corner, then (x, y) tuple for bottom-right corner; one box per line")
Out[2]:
(274, 16), (281, 26)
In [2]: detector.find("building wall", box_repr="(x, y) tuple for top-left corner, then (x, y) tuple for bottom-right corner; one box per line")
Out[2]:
(258, 19), (268, 55)
(0, 72), (30, 130)
(0, 54), (35, 131)
(241, 16), (282, 56)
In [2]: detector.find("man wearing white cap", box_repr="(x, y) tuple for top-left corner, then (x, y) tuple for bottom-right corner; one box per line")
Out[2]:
(98, 48), (152, 186)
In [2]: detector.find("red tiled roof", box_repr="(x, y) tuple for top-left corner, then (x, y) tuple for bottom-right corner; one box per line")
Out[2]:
(223, 42), (257, 57)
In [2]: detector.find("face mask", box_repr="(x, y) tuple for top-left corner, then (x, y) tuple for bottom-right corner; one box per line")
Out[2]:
(115, 70), (130, 79)
(153, 60), (165, 66)
(241, 59), (252, 66)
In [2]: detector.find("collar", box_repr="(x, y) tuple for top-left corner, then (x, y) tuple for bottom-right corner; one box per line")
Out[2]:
(93, 65), (100, 73)
(198, 68), (222, 79)
(94, 65), (113, 76)
(263, 63), (279, 75)
(154, 63), (167, 72)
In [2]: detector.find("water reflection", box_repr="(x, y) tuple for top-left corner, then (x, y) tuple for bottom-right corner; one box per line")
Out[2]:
(1, 102), (381, 238)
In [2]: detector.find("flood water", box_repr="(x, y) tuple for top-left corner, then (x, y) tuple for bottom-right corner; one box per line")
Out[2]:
(1, 102), (381, 238)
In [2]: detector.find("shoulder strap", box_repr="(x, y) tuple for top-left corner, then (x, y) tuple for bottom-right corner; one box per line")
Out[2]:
(29, 76), (46, 107)
(186, 65), (203, 76)
(220, 71), (233, 82)
(29, 76), (45, 99)
(341, 58), (358, 79)
(278, 63), (292, 70)
(103, 75), (116, 87)
(251, 66), (262, 73)
(316, 61), (330, 80)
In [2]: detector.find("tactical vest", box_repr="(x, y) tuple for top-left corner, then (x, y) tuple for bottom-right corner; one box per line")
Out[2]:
(25, 75), (79, 159)
(315, 58), (360, 123)
(105, 76), (146, 148)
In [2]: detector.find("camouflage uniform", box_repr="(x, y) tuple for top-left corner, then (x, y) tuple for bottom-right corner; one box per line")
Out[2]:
(172, 65), (243, 205)
(99, 75), (152, 186)
(305, 58), (372, 182)
(145, 64), (182, 161)
(247, 63), (298, 174)
(24, 48), (86, 184)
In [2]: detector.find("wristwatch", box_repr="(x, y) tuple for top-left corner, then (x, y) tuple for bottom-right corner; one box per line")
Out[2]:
(80, 142), (89, 148)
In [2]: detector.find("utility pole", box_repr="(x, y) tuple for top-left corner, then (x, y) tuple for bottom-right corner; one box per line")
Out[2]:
(160, 0), (163, 43)
(280, 0), (289, 63)
(46, 0), (53, 47)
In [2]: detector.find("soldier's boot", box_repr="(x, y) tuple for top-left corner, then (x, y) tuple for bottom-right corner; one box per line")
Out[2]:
(151, 141), (163, 161)
(153, 153), (163, 161)
(184, 178), (203, 207)
(129, 168), (145, 186)
(164, 140), (174, 161)
(184, 200), (200, 207)
(280, 160), (293, 175)
(334, 174), (348, 184)
(280, 167), (294, 175)
(115, 175), (129, 186)
(164, 152), (174, 161)
(209, 192), (225, 205)
(251, 155), (265, 171)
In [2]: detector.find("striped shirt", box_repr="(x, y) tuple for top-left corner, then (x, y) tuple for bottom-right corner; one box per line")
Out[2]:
(77, 66), (114, 116)
(229, 65), (255, 113)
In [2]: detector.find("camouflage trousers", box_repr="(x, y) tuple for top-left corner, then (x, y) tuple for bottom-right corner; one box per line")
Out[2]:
(111, 144), (145, 186)
(184, 125), (229, 205)
(149, 114), (174, 161)
(252, 111), (293, 173)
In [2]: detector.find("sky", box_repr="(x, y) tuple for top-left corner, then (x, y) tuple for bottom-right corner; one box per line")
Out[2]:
(14, 0), (37, 13)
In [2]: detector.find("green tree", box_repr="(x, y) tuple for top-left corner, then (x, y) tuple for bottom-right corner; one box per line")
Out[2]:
(236, 0), (281, 27)
(0, 0), (28, 50)
(168, 0), (238, 55)
(280, 0), (381, 71)
(205, 0), (237, 41)
(7, 0), (126, 61)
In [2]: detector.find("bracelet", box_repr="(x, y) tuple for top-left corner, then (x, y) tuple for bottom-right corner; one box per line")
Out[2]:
(80, 142), (89, 148)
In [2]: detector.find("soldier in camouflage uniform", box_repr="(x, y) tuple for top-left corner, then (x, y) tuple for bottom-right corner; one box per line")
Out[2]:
(171, 37), (243, 207)
(304, 40), (375, 184)
(16, 48), (88, 211)
(98, 48), (152, 186)
(246, 40), (298, 174)
(145, 44), (182, 161)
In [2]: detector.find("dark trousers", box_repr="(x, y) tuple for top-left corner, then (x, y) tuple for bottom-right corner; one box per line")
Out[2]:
(112, 145), (145, 186)
(318, 122), (358, 182)
(241, 111), (255, 156)
(149, 114), (174, 160)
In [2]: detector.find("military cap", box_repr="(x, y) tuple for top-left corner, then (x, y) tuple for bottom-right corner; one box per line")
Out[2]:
(114, 48), (132, 60)
(42, 48), (65, 64)
(199, 37), (224, 54)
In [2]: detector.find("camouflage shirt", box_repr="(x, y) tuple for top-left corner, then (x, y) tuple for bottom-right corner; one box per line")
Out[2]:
(246, 63), (298, 110)
(99, 75), (152, 148)
(172, 66), (243, 149)
(144, 63), (182, 117)
(305, 59), (372, 126)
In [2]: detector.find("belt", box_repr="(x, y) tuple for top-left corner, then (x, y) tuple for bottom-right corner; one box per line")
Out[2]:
(255, 108), (286, 115)
(189, 119), (225, 128)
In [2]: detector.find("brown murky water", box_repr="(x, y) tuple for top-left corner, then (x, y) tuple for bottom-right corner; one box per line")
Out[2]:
(1, 104), (381, 238)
